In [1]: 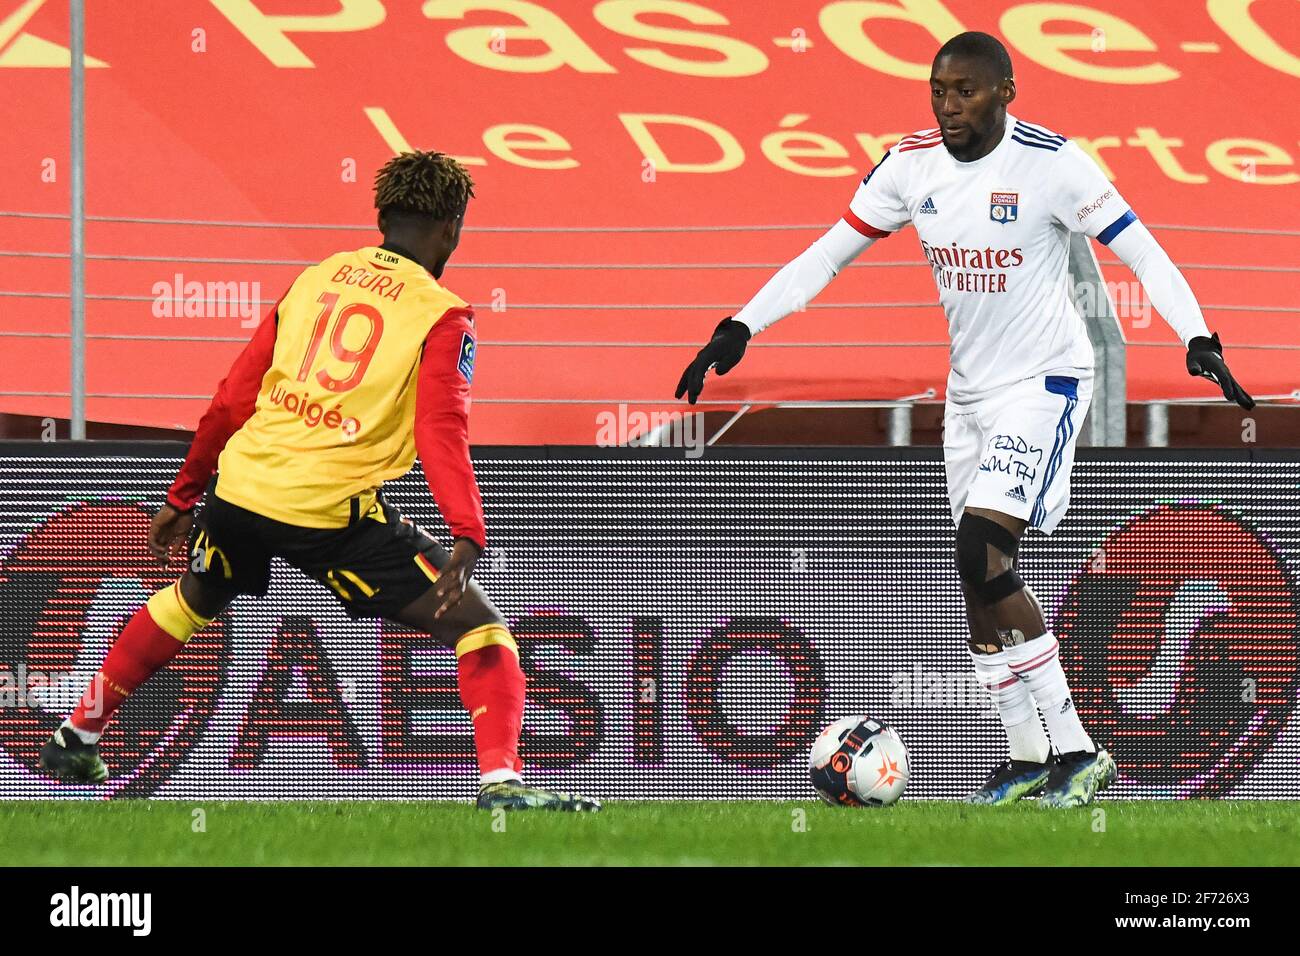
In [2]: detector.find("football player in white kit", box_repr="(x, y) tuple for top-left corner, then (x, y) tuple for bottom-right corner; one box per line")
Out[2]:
(676, 32), (1254, 807)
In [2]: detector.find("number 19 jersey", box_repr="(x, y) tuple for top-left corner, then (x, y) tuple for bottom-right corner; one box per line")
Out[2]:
(215, 246), (471, 527)
(847, 113), (1136, 405)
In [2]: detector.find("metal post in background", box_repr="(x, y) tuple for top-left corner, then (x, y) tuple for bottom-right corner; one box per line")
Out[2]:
(887, 404), (912, 446)
(1069, 233), (1127, 446)
(1145, 402), (1170, 447)
(69, 0), (86, 440)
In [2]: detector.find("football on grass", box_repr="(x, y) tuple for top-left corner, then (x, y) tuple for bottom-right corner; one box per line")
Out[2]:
(809, 716), (910, 807)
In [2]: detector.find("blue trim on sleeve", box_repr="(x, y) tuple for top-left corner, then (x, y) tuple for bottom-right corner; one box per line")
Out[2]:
(861, 150), (891, 185)
(1045, 375), (1079, 399)
(1097, 209), (1137, 245)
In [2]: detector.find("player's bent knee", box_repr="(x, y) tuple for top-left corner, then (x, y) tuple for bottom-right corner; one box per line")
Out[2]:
(976, 568), (1025, 605)
(956, 512), (1011, 585)
(177, 571), (236, 622)
(956, 513), (1025, 606)
(430, 581), (508, 646)
(151, 576), (222, 644)
(453, 622), (518, 662)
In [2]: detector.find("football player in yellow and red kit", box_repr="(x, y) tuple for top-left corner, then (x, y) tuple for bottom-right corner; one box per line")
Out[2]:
(39, 151), (600, 812)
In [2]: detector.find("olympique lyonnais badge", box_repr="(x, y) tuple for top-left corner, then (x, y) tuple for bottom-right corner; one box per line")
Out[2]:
(990, 191), (1019, 224)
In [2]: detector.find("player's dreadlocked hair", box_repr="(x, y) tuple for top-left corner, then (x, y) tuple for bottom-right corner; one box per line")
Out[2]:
(373, 150), (475, 223)
(934, 31), (1014, 82)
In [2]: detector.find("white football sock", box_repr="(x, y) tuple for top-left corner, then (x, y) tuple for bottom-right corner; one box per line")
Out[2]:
(62, 719), (100, 745)
(480, 767), (523, 786)
(1003, 632), (1095, 754)
(970, 649), (1050, 764)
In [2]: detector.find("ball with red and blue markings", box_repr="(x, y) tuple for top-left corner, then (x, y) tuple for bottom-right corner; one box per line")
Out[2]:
(809, 716), (910, 807)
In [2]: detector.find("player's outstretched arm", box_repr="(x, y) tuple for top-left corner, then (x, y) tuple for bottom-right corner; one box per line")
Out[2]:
(674, 219), (879, 404)
(414, 307), (487, 618)
(1106, 220), (1255, 409)
(161, 292), (284, 537)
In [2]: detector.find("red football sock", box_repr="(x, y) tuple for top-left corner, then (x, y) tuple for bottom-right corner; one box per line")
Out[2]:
(455, 625), (525, 779)
(71, 582), (208, 735)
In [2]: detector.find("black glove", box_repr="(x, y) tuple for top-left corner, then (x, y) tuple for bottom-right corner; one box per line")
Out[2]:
(1186, 332), (1254, 410)
(675, 317), (750, 405)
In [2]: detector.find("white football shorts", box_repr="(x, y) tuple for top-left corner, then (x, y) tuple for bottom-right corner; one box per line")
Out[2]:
(943, 372), (1093, 535)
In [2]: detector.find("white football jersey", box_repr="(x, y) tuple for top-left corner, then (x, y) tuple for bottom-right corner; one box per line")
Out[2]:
(848, 113), (1135, 404)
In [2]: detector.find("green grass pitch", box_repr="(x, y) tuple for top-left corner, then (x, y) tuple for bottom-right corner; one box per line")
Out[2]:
(2, 800), (1297, 866)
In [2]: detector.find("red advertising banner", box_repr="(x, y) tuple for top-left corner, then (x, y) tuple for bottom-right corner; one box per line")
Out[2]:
(1, 1), (1297, 442)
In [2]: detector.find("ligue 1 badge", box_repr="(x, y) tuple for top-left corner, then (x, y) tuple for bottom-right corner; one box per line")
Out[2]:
(990, 191), (1019, 224)
(457, 331), (477, 383)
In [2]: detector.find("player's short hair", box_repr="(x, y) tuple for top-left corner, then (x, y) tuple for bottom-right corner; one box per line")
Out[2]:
(374, 150), (475, 224)
(934, 31), (1014, 82)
